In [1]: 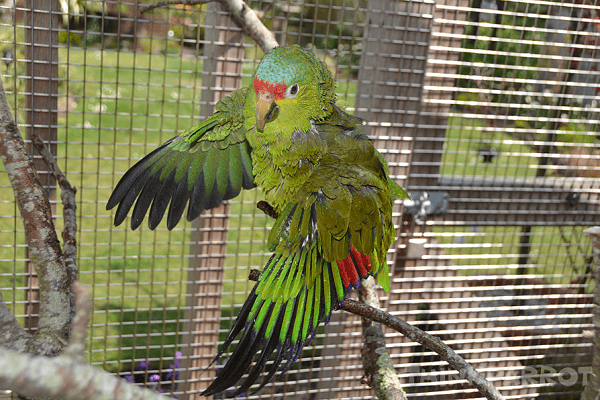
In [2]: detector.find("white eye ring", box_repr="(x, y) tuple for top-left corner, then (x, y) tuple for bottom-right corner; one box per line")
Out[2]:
(287, 83), (299, 98)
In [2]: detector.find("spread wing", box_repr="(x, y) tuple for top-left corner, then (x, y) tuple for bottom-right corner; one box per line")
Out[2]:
(106, 87), (255, 230)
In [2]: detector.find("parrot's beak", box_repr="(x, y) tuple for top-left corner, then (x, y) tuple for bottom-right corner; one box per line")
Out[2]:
(256, 91), (279, 132)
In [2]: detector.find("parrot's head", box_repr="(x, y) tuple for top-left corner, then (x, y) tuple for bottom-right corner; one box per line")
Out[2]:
(252, 45), (336, 133)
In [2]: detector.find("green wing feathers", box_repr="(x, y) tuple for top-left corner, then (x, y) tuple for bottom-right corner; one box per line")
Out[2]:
(202, 153), (397, 397)
(106, 88), (255, 230)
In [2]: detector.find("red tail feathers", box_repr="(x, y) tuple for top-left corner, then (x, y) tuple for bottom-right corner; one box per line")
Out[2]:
(336, 244), (371, 291)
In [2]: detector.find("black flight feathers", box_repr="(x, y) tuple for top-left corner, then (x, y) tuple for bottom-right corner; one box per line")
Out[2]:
(200, 286), (286, 398)
(106, 138), (255, 230)
(201, 252), (340, 398)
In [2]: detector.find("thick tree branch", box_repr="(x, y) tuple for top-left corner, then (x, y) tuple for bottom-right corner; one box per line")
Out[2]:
(143, 0), (279, 53)
(358, 277), (406, 400)
(341, 299), (505, 400)
(0, 350), (169, 400)
(0, 283), (175, 400)
(0, 79), (70, 356)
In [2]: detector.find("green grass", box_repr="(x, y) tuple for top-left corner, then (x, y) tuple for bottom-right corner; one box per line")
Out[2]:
(0, 46), (300, 371)
(60, 48), (276, 370)
(440, 115), (540, 179)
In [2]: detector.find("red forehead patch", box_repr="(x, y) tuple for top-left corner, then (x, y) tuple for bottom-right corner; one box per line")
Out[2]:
(253, 78), (287, 100)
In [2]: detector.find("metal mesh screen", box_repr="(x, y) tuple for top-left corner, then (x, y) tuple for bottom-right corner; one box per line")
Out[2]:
(0, 0), (598, 399)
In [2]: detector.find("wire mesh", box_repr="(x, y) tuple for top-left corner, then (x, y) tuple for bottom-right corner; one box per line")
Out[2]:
(0, 0), (598, 399)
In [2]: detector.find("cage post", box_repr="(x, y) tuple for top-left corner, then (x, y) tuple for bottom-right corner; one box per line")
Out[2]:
(179, 3), (244, 397)
(23, 0), (59, 333)
(582, 227), (600, 400)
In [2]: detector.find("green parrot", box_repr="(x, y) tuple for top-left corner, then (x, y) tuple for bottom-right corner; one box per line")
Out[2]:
(107, 45), (408, 396)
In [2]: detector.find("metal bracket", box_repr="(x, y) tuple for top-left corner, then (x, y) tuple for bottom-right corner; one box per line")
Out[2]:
(566, 191), (580, 208)
(404, 191), (450, 223)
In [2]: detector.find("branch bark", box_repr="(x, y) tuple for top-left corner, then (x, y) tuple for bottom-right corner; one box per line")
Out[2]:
(220, 0), (278, 52)
(341, 299), (505, 400)
(358, 277), (406, 400)
(0, 79), (70, 356)
(142, 0), (212, 13)
(31, 132), (79, 319)
(0, 293), (33, 352)
(142, 0), (279, 53)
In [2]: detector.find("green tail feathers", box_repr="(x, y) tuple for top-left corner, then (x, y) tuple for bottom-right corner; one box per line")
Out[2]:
(202, 229), (377, 397)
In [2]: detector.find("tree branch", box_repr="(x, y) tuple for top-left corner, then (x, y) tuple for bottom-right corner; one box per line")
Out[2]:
(247, 266), (505, 400)
(341, 299), (505, 400)
(31, 131), (79, 320)
(220, 0), (278, 52)
(61, 283), (91, 362)
(0, 283), (176, 400)
(257, 200), (278, 220)
(358, 277), (406, 400)
(0, 79), (70, 356)
(143, 0), (279, 53)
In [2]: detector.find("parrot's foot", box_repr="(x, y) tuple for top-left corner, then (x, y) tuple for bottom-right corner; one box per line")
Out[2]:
(257, 200), (278, 220)
(248, 268), (261, 281)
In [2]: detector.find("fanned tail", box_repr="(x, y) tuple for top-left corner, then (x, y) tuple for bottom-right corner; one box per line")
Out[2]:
(202, 244), (372, 398)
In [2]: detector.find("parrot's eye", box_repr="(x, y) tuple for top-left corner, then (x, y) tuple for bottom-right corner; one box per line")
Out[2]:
(287, 83), (299, 98)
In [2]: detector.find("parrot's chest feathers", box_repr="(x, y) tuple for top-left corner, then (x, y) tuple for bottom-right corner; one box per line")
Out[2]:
(251, 125), (327, 211)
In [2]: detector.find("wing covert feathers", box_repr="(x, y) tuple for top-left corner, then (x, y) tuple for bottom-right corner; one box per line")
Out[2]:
(106, 88), (255, 230)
